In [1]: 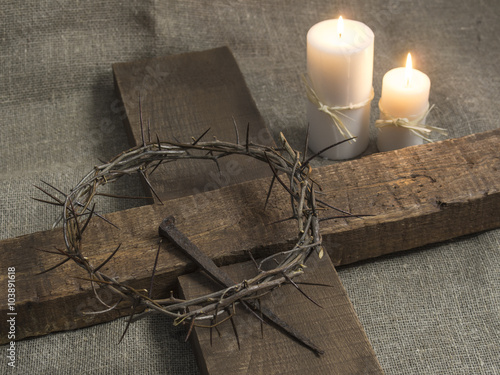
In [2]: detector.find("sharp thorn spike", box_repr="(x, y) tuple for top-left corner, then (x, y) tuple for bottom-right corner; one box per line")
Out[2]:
(232, 116), (240, 145)
(192, 128), (211, 145)
(228, 309), (240, 350)
(185, 317), (196, 342)
(32, 197), (63, 206)
(94, 243), (122, 272)
(267, 215), (297, 225)
(147, 119), (151, 143)
(156, 133), (161, 150)
(40, 180), (67, 197)
(36, 257), (71, 275)
(264, 153), (297, 199)
(140, 170), (163, 205)
(139, 94), (146, 147)
(302, 123), (310, 163)
(245, 122), (250, 152)
(148, 240), (162, 298)
(258, 299), (264, 339)
(284, 274), (324, 309)
(118, 312), (135, 344)
(34, 185), (64, 205)
(301, 137), (355, 171)
(264, 175), (276, 211)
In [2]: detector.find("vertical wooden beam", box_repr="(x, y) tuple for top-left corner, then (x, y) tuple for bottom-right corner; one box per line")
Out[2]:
(112, 46), (274, 202)
(179, 253), (383, 374)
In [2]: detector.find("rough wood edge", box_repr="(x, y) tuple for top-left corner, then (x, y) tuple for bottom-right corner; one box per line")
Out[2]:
(1, 129), (499, 344)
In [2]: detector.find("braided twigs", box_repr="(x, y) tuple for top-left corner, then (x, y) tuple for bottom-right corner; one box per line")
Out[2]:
(36, 124), (357, 351)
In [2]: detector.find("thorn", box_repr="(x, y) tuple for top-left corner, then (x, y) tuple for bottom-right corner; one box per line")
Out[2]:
(267, 215), (297, 226)
(301, 137), (355, 171)
(148, 160), (164, 176)
(185, 316), (196, 342)
(231, 116), (240, 145)
(148, 240), (162, 298)
(264, 153), (297, 199)
(210, 323), (222, 346)
(140, 170), (163, 205)
(95, 192), (151, 200)
(36, 257), (71, 275)
(214, 325), (222, 338)
(72, 201), (119, 230)
(247, 250), (259, 270)
(139, 94), (146, 147)
(80, 203), (96, 234)
(94, 243), (122, 272)
(302, 123), (310, 164)
(284, 274), (324, 309)
(68, 200), (82, 240)
(319, 214), (374, 222)
(151, 135), (169, 175)
(210, 321), (213, 347)
(228, 308), (240, 350)
(245, 122), (250, 152)
(40, 180), (66, 197)
(192, 128), (211, 145)
(213, 158), (222, 176)
(258, 299), (264, 339)
(34, 185), (64, 205)
(294, 281), (335, 288)
(315, 198), (366, 219)
(156, 133), (161, 150)
(35, 247), (67, 256)
(147, 119), (151, 143)
(118, 311), (135, 344)
(211, 304), (220, 347)
(263, 175), (276, 211)
(31, 197), (63, 206)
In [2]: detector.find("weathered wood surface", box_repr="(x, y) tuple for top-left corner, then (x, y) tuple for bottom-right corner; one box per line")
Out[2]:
(179, 253), (383, 375)
(112, 46), (274, 202)
(1, 128), (499, 344)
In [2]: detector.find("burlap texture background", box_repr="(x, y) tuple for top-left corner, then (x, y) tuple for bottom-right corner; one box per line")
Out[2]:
(1, 0), (499, 374)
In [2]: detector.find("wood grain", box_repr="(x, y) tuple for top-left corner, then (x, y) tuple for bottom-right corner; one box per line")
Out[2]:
(112, 46), (274, 202)
(179, 253), (383, 375)
(118, 48), (381, 372)
(1, 128), (499, 344)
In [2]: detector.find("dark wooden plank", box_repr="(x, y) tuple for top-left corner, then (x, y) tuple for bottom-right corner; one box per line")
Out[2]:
(1, 129), (499, 344)
(112, 46), (274, 202)
(179, 252), (383, 375)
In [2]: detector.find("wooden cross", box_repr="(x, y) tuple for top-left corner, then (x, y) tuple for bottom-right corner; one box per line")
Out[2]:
(1, 47), (499, 374)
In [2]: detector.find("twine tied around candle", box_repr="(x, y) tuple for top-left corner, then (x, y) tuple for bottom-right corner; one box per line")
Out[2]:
(302, 74), (374, 142)
(375, 104), (448, 142)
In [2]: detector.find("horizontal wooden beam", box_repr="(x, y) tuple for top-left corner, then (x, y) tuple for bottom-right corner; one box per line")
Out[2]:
(1, 128), (499, 344)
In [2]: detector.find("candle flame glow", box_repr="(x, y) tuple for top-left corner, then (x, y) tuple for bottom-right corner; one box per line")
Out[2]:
(338, 16), (344, 39)
(405, 53), (412, 88)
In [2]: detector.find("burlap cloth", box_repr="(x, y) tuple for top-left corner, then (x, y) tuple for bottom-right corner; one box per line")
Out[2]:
(1, 1), (499, 374)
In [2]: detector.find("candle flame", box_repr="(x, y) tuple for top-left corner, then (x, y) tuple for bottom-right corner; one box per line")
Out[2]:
(405, 53), (412, 88)
(338, 16), (344, 39)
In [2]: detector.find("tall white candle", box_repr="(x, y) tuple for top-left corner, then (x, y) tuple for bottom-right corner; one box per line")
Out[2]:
(377, 53), (431, 152)
(306, 17), (374, 160)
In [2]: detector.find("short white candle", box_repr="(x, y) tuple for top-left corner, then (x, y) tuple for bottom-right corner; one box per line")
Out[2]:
(377, 53), (431, 152)
(306, 17), (374, 160)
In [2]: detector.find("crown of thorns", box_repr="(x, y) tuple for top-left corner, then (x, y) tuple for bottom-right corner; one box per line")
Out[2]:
(35, 120), (360, 355)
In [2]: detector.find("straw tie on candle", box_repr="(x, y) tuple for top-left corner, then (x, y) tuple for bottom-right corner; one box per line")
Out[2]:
(303, 74), (374, 142)
(376, 104), (448, 142)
